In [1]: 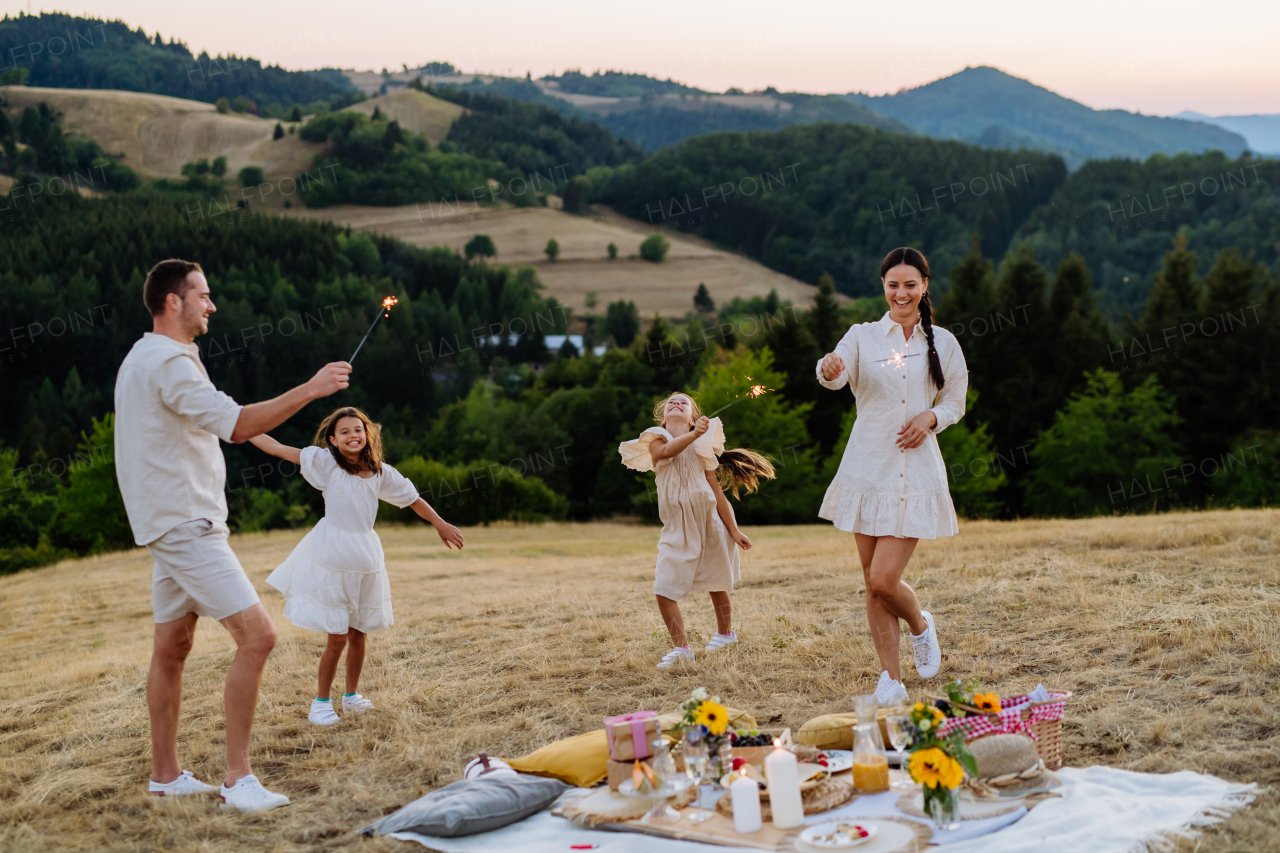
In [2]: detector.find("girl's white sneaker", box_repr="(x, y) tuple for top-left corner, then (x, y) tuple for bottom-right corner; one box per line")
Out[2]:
(308, 698), (340, 725)
(148, 769), (217, 796)
(342, 692), (374, 714)
(705, 631), (738, 651)
(656, 647), (695, 670)
(219, 774), (290, 813)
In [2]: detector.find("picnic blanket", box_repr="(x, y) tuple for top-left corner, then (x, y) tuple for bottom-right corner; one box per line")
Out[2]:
(387, 765), (1254, 853)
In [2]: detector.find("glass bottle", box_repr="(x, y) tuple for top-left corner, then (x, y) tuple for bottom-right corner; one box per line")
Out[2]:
(851, 721), (889, 792)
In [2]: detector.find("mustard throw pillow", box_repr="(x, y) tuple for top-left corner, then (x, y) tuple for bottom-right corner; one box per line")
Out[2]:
(509, 707), (758, 787)
(797, 711), (890, 750)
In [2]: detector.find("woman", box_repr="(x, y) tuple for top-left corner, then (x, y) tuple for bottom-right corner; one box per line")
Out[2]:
(816, 247), (968, 706)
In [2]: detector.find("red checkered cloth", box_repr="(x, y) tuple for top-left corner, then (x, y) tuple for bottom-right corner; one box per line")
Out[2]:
(937, 692), (1069, 742)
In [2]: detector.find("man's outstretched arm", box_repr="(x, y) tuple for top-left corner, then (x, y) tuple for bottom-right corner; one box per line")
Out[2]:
(228, 362), (351, 443)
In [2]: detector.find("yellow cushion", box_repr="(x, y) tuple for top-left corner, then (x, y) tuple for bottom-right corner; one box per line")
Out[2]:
(509, 707), (758, 788)
(797, 710), (890, 750)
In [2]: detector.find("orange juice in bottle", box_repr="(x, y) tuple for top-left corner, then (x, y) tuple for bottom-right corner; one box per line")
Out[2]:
(851, 723), (889, 792)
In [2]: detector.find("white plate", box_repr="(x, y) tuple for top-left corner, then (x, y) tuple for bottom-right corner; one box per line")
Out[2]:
(820, 749), (853, 773)
(798, 820), (878, 850)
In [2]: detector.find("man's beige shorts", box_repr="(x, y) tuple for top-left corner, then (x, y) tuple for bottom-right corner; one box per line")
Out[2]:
(148, 519), (260, 623)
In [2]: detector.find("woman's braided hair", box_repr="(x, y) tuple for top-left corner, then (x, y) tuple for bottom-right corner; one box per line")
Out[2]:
(880, 246), (945, 390)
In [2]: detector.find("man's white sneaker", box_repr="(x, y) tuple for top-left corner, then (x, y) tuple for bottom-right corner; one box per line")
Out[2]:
(910, 610), (942, 679)
(219, 774), (290, 813)
(656, 647), (695, 670)
(148, 769), (217, 797)
(342, 692), (375, 714)
(874, 670), (910, 707)
(308, 698), (340, 725)
(705, 632), (738, 652)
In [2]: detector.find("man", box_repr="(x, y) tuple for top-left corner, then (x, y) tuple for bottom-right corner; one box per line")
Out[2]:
(114, 259), (351, 812)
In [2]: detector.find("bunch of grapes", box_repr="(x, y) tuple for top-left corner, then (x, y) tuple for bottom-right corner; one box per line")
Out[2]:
(728, 730), (775, 747)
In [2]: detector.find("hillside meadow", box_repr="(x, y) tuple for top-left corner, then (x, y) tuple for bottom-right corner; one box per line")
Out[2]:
(0, 510), (1276, 852)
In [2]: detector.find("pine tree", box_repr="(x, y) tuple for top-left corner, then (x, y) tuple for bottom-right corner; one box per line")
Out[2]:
(809, 272), (841, 352)
(693, 283), (715, 313)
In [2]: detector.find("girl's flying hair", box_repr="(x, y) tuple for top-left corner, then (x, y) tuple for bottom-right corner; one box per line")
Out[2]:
(653, 392), (777, 498)
(314, 406), (384, 475)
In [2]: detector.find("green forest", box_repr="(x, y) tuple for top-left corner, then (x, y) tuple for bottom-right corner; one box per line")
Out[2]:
(2, 192), (1276, 574)
(0, 12), (358, 115)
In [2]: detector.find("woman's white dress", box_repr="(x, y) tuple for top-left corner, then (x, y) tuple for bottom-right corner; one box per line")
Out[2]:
(816, 312), (968, 539)
(618, 418), (740, 601)
(266, 446), (420, 633)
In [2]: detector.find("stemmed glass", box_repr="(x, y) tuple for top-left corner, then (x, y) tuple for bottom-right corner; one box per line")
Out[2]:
(682, 728), (715, 822)
(885, 710), (914, 790)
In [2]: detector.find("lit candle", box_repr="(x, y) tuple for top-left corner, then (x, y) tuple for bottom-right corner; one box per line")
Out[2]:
(730, 768), (762, 833)
(763, 738), (804, 829)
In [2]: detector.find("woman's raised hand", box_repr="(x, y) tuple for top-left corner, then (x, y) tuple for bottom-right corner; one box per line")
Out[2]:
(693, 416), (710, 437)
(820, 352), (845, 381)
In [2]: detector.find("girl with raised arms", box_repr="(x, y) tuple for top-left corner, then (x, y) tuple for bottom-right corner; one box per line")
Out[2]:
(619, 393), (776, 670)
(816, 247), (968, 705)
(250, 407), (464, 724)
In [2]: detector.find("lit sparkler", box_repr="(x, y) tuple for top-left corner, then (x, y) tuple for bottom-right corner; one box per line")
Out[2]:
(348, 296), (399, 363)
(708, 379), (771, 417)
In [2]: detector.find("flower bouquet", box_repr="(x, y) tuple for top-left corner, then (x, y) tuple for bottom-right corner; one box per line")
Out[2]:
(669, 687), (732, 779)
(905, 702), (979, 829)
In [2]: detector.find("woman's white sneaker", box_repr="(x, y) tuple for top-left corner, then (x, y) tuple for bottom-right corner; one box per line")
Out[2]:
(342, 692), (374, 714)
(219, 774), (290, 813)
(148, 769), (217, 796)
(874, 670), (909, 706)
(910, 610), (941, 679)
(656, 647), (695, 670)
(309, 698), (340, 725)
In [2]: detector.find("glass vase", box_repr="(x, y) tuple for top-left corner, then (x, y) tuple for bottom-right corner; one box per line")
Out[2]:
(922, 785), (960, 831)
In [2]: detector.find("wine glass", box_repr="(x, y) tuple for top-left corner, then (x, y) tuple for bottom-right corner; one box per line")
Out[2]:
(682, 729), (715, 822)
(885, 712), (914, 790)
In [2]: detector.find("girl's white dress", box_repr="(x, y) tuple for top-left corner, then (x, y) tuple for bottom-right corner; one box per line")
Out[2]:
(266, 446), (420, 633)
(816, 313), (969, 539)
(618, 418), (740, 601)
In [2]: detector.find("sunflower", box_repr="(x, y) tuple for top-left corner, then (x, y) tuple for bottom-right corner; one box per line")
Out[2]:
(908, 747), (964, 790)
(972, 692), (1002, 713)
(694, 700), (729, 736)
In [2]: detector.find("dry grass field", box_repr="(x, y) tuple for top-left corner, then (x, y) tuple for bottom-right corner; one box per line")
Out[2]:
(343, 91), (464, 145)
(284, 202), (837, 318)
(0, 86), (321, 182)
(1, 510), (1277, 852)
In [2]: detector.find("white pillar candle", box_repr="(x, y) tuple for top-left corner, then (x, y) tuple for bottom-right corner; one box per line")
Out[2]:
(764, 739), (804, 829)
(730, 768), (762, 833)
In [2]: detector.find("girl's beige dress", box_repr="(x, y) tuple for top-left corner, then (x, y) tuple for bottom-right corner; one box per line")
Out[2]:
(619, 418), (740, 601)
(816, 312), (969, 539)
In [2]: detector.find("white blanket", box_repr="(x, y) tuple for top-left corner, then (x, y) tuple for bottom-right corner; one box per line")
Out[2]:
(943, 766), (1256, 853)
(389, 766), (1255, 853)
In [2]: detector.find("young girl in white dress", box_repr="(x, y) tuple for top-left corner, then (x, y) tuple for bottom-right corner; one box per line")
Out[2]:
(619, 393), (776, 670)
(250, 406), (464, 724)
(817, 247), (968, 706)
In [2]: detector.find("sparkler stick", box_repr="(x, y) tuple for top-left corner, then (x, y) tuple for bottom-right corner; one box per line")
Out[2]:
(708, 381), (771, 417)
(348, 296), (398, 363)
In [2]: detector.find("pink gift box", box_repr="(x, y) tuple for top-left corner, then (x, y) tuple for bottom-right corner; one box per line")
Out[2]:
(604, 711), (660, 762)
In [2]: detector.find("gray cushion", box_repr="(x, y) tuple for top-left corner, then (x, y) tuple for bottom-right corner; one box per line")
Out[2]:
(361, 774), (569, 838)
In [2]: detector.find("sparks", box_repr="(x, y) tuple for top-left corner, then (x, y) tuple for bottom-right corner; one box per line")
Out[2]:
(349, 295), (400, 363)
(708, 378), (773, 417)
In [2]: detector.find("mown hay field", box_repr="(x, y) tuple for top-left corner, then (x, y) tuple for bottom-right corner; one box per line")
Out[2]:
(1, 510), (1277, 852)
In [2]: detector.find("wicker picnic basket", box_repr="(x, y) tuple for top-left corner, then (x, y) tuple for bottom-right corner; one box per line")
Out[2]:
(928, 690), (1072, 771)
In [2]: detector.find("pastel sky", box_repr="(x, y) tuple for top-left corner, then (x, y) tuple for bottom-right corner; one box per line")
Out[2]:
(12, 0), (1280, 115)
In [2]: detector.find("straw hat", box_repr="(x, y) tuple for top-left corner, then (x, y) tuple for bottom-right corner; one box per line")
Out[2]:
(963, 734), (1062, 798)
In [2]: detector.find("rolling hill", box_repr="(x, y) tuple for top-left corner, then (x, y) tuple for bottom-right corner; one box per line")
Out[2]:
(847, 66), (1248, 168)
(343, 88), (464, 145)
(1176, 111), (1280, 155)
(282, 201), (840, 318)
(0, 85), (320, 181)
